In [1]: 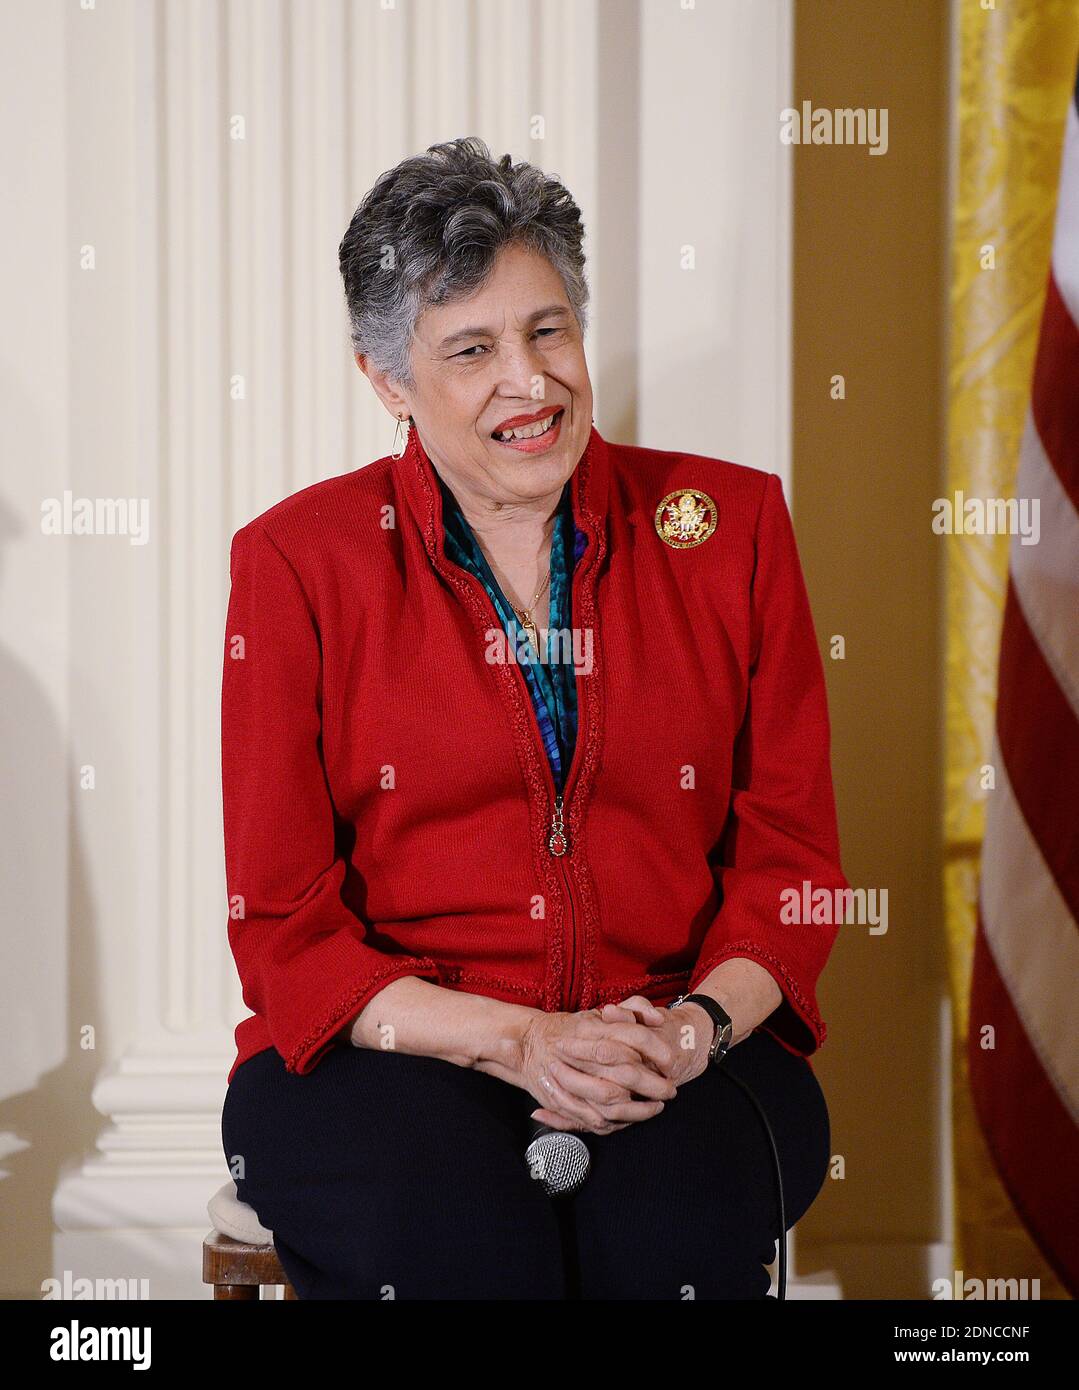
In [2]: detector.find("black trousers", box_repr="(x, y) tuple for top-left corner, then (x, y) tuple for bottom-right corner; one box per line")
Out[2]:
(221, 1028), (830, 1300)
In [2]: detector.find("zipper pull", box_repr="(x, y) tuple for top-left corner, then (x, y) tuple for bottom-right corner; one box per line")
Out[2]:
(548, 794), (569, 856)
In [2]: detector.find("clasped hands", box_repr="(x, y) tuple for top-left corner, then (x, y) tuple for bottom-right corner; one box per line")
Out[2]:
(520, 995), (714, 1137)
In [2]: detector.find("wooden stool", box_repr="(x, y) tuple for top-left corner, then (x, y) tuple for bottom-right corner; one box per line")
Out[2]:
(202, 1230), (297, 1300)
(203, 1181), (296, 1299)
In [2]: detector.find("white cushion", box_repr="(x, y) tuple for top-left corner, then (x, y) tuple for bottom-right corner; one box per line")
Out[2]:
(208, 1180), (274, 1245)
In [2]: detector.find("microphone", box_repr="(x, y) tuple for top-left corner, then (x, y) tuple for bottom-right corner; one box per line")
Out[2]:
(525, 1120), (590, 1197)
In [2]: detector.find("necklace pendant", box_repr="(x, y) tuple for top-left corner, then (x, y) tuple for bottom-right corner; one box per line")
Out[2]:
(517, 609), (538, 652)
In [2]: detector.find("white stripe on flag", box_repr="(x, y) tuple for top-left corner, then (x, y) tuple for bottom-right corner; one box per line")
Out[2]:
(979, 732), (1079, 1123)
(1011, 412), (1079, 722)
(1051, 100), (1079, 323)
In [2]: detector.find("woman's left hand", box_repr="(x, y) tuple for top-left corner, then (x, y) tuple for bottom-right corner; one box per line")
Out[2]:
(556, 996), (711, 1090)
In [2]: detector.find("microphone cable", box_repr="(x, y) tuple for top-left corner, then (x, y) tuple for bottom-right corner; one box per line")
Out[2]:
(719, 1067), (787, 1301)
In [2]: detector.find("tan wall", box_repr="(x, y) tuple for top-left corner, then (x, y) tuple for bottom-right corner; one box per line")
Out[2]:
(791, 0), (952, 1294)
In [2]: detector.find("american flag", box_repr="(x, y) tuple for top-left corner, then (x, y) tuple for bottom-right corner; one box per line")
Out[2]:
(966, 63), (1079, 1296)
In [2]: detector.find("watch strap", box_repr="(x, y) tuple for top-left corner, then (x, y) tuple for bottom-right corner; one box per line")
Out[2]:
(668, 992), (734, 1064)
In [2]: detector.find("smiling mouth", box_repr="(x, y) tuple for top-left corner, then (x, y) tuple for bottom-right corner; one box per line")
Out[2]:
(491, 407), (565, 442)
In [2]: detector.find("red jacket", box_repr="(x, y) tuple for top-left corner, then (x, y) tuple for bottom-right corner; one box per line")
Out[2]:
(221, 423), (847, 1083)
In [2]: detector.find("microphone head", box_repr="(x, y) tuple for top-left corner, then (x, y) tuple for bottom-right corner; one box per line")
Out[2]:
(526, 1127), (591, 1197)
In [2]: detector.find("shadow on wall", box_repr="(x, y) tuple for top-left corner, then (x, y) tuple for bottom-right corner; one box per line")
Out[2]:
(0, 472), (107, 1299)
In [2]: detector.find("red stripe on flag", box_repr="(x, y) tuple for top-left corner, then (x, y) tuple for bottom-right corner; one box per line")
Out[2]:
(967, 916), (1079, 1295)
(996, 579), (1079, 924)
(1030, 271), (1079, 514)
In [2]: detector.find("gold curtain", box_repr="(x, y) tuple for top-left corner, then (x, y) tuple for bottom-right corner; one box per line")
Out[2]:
(946, 0), (1079, 1297)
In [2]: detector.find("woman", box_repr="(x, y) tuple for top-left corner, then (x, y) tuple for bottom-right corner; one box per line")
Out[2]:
(220, 137), (847, 1300)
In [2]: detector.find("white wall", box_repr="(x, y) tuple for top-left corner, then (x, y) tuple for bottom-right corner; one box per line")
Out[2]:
(0, 0), (794, 1298)
(638, 0), (791, 486)
(0, 0), (146, 1299)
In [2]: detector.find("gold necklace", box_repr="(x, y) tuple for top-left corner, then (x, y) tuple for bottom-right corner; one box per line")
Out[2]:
(512, 569), (551, 651)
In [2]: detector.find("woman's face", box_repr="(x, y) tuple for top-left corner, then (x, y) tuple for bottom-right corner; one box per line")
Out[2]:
(363, 241), (593, 510)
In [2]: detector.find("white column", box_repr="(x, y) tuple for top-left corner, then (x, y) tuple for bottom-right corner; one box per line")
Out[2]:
(54, 0), (239, 1298)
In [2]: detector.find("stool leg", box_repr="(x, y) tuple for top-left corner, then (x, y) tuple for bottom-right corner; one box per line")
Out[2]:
(215, 1283), (259, 1300)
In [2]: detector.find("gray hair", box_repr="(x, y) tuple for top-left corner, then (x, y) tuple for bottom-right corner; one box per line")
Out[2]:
(338, 136), (589, 390)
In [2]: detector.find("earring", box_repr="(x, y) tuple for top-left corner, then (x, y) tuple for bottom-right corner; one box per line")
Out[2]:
(390, 413), (409, 459)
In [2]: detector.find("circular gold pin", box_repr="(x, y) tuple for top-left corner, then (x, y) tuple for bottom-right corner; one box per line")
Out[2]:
(655, 488), (718, 549)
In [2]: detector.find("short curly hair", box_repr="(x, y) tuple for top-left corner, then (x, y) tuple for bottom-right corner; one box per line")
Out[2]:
(338, 136), (589, 389)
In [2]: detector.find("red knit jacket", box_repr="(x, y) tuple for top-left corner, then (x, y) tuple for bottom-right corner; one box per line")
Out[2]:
(221, 423), (847, 1084)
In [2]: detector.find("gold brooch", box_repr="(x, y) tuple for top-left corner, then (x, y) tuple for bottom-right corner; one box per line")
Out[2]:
(655, 488), (718, 549)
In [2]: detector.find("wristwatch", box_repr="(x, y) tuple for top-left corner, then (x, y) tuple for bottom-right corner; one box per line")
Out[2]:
(667, 993), (734, 1066)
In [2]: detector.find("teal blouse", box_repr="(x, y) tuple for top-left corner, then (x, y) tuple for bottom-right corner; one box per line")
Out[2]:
(438, 474), (587, 794)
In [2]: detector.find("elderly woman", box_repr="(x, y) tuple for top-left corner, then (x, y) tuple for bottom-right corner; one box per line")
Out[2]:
(220, 137), (847, 1300)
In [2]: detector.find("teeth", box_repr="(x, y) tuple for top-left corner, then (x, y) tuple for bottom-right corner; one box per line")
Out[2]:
(495, 410), (559, 442)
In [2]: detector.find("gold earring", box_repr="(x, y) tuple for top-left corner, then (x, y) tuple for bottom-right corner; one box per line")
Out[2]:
(390, 413), (409, 459)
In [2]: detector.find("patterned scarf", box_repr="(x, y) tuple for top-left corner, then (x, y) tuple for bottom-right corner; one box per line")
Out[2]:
(438, 473), (587, 793)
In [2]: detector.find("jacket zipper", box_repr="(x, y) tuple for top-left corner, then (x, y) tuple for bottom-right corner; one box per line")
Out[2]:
(540, 527), (592, 1011)
(437, 550), (592, 1012)
(550, 604), (590, 1010)
(542, 537), (592, 1009)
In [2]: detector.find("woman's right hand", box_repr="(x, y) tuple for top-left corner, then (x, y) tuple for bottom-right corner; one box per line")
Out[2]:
(516, 1009), (677, 1135)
